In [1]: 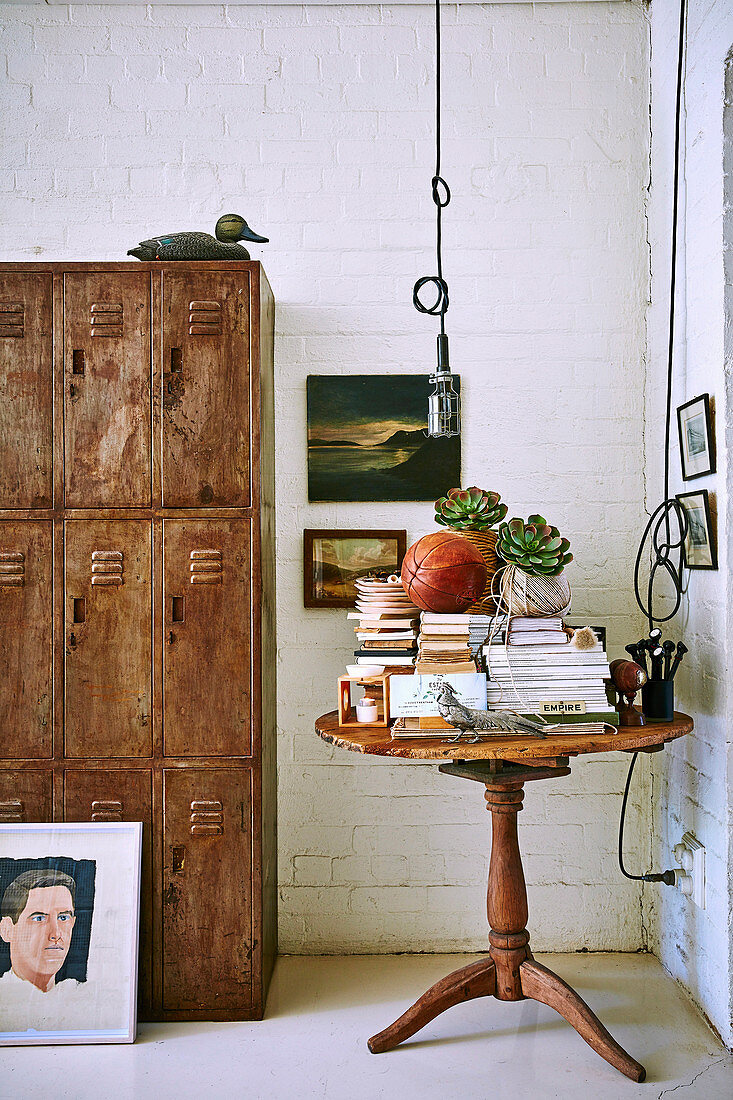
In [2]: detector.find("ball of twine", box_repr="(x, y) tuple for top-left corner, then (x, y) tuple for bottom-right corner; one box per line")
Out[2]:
(493, 564), (571, 618)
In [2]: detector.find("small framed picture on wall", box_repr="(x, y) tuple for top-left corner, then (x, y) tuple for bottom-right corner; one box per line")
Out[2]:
(677, 394), (715, 480)
(304, 529), (407, 608)
(676, 489), (717, 570)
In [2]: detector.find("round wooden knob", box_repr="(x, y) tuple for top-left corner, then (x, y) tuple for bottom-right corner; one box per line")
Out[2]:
(610, 658), (648, 694)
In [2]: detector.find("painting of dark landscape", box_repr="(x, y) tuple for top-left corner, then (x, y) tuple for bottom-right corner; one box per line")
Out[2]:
(307, 375), (461, 502)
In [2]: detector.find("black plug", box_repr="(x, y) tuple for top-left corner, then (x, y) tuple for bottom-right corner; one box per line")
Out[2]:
(642, 870), (677, 885)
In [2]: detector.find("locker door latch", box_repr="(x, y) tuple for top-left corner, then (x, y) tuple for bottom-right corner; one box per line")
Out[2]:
(172, 846), (186, 874)
(164, 348), (184, 407)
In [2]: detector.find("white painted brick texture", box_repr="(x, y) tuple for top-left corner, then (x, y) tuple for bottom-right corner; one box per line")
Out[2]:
(0, 3), (651, 953)
(646, 0), (732, 1047)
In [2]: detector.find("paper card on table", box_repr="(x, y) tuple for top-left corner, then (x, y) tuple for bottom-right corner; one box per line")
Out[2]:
(389, 672), (487, 719)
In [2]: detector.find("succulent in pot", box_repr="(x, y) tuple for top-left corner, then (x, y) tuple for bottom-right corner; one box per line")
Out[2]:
(496, 515), (573, 577)
(434, 487), (507, 531)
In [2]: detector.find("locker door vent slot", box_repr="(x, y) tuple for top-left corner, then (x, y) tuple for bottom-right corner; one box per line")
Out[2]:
(190, 549), (222, 585)
(188, 300), (222, 337)
(190, 799), (223, 836)
(0, 551), (25, 588)
(91, 799), (123, 822)
(90, 302), (123, 338)
(0, 303), (24, 338)
(0, 799), (24, 822)
(91, 549), (124, 586)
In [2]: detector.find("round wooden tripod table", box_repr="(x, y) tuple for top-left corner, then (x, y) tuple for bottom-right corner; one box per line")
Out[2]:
(315, 711), (693, 1082)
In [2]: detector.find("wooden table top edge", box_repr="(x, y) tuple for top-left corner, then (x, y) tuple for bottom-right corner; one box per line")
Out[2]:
(315, 710), (694, 763)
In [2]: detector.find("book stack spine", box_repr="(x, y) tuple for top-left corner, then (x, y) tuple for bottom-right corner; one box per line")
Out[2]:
(507, 616), (569, 645)
(348, 613), (418, 665)
(415, 613), (476, 673)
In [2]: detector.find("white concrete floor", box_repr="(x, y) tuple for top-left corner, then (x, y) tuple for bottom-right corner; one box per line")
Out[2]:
(1, 954), (731, 1099)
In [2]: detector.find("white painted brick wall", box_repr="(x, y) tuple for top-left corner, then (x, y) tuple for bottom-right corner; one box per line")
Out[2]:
(646, 0), (733, 1047)
(0, 2), (651, 953)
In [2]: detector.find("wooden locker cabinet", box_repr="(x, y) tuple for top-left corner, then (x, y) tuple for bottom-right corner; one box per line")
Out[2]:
(162, 270), (251, 508)
(64, 769), (154, 1018)
(0, 519), (53, 758)
(163, 518), (252, 757)
(0, 261), (277, 1022)
(63, 271), (152, 508)
(64, 519), (153, 759)
(162, 768), (253, 1015)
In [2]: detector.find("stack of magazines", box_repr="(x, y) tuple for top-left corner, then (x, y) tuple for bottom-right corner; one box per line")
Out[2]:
(482, 626), (618, 732)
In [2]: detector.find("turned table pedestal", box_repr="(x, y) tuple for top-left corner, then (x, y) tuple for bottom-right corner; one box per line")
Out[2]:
(315, 711), (693, 1082)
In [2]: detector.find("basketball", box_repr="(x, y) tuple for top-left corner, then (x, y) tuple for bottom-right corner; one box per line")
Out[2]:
(401, 531), (487, 613)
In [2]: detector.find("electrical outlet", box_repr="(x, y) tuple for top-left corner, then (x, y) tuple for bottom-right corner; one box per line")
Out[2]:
(674, 832), (706, 909)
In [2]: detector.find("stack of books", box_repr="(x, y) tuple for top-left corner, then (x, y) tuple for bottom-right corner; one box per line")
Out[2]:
(415, 613), (477, 673)
(348, 576), (420, 667)
(482, 627), (618, 732)
(508, 616), (568, 646)
(469, 613), (505, 655)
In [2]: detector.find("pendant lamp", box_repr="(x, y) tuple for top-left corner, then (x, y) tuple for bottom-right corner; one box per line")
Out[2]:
(414, 0), (460, 439)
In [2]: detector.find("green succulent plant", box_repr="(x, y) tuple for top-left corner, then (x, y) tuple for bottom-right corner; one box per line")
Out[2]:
(434, 486), (508, 531)
(496, 514), (573, 577)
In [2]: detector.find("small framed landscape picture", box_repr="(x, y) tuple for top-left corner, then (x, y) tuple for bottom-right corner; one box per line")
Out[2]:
(0, 822), (142, 1045)
(304, 529), (407, 608)
(677, 490), (717, 570)
(677, 394), (715, 480)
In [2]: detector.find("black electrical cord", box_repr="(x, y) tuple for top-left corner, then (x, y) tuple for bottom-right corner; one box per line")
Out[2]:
(413, 0), (451, 333)
(632, 0), (688, 632)
(620, 0), (688, 885)
(618, 752), (676, 884)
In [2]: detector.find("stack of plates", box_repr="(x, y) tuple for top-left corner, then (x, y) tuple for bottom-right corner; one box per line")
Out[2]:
(354, 576), (421, 617)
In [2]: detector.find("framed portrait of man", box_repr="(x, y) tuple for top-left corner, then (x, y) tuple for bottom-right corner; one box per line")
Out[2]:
(0, 822), (142, 1045)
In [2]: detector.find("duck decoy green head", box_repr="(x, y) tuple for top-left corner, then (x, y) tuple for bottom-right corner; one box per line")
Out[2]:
(215, 214), (269, 244)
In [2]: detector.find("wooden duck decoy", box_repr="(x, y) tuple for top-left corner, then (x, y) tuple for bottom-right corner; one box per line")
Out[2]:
(128, 213), (268, 261)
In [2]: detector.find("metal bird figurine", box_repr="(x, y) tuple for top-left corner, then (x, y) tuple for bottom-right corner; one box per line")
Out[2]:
(127, 213), (269, 261)
(436, 683), (548, 743)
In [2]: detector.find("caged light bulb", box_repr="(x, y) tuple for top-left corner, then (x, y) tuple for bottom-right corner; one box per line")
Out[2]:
(427, 334), (461, 438)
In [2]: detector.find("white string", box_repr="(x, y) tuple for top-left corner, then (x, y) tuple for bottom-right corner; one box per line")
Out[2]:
(484, 565), (570, 719)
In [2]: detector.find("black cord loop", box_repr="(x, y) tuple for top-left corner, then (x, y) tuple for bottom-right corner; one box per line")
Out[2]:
(414, 0), (451, 337)
(633, 498), (688, 627)
(413, 275), (449, 317)
(431, 175), (451, 208)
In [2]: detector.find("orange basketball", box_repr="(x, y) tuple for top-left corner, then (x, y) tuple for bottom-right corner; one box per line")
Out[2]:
(401, 531), (487, 613)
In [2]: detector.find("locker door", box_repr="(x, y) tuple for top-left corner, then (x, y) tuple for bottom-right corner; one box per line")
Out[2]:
(0, 520), (52, 758)
(163, 519), (251, 757)
(64, 769), (153, 1016)
(64, 272), (151, 507)
(161, 271), (250, 507)
(64, 520), (152, 758)
(0, 273), (53, 508)
(162, 768), (252, 1014)
(0, 771), (52, 822)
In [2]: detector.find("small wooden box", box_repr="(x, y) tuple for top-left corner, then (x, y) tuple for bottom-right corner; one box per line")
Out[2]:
(338, 673), (391, 728)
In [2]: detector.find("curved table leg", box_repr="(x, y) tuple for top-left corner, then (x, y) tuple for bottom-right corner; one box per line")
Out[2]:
(520, 960), (646, 1083)
(368, 957), (496, 1054)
